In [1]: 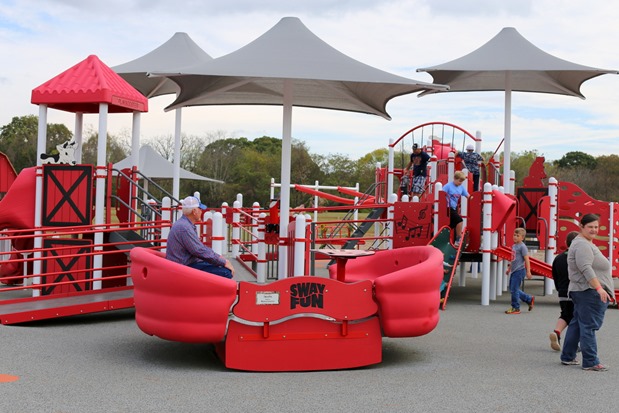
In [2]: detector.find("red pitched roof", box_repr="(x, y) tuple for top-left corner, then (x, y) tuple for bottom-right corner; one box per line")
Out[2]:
(31, 55), (148, 113)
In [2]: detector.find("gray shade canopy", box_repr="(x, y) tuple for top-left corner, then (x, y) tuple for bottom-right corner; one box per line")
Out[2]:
(112, 32), (213, 98)
(417, 27), (617, 98)
(150, 16), (447, 277)
(417, 27), (617, 196)
(112, 32), (215, 202)
(113, 145), (223, 183)
(156, 17), (448, 119)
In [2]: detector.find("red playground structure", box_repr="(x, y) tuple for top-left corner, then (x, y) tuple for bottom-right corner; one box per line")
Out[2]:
(0, 54), (446, 373)
(2, 51), (617, 373)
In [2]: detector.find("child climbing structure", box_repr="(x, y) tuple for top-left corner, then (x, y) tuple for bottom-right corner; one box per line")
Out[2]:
(260, 121), (566, 309)
(383, 121), (617, 307)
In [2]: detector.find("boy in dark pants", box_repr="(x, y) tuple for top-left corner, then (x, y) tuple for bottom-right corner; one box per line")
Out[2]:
(549, 231), (579, 350)
(405, 143), (431, 198)
(505, 228), (534, 314)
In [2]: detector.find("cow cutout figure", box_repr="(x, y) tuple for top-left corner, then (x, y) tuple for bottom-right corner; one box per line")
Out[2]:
(40, 139), (77, 165)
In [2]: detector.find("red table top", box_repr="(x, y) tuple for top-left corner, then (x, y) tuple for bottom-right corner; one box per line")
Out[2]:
(312, 249), (375, 259)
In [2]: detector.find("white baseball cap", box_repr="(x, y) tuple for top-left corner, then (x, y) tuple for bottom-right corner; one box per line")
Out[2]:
(466, 144), (474, 151)
(182, 196), (206, 210)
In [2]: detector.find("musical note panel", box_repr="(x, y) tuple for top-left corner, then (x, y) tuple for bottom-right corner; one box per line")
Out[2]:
(393, 202), (434, 248)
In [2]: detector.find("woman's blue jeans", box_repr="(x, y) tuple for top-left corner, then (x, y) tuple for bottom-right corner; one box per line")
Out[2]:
(509, 268), (531, 310)
(560, 289), (608, 368)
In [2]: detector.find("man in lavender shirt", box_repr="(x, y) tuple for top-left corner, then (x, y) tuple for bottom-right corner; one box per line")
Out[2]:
(166, 196), (235, 279)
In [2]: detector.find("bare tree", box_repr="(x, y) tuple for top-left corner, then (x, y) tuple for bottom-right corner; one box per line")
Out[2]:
(144, 134), (175, 162)
(145, 133), (207, 170)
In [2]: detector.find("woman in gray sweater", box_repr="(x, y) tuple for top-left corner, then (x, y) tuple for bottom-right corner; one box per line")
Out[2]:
(560, 213), (614, 371)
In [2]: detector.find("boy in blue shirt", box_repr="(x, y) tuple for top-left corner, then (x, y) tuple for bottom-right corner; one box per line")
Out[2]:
(442, 171), (469, 246)
(505, 227), (534, 314)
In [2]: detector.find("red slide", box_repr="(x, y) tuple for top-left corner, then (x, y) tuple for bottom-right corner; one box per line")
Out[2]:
(529, 256), (552, 278)
(0, 152), (17, 194)
(336, 186), (375, 203)
(0, 167), (36, 231)
(294, 185), (374, 205)
(0, 167), (37, 285)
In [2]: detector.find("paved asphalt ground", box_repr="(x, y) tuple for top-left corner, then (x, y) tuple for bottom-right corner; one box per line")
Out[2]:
(1, 264), (618, 413)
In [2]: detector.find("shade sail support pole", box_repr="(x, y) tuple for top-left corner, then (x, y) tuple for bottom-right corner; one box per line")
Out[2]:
(173, 108), (182, 203)
(131, 112), (141, 169)
(503, 71), (512, 194)
(278, 79), (293, 279)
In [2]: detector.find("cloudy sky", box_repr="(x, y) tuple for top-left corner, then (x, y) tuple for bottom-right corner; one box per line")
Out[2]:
(1, 0), (618, 161)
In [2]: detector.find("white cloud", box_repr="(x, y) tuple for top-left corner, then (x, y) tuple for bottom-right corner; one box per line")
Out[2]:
(423, 0), (534, 17)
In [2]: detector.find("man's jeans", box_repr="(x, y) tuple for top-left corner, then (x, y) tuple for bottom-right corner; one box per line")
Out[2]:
(189, 261), (233, 279)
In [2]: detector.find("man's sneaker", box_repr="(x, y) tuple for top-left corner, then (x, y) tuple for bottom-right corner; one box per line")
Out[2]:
(505, 307), (521, 314)
(561, 359), (579, 366)
(454, 238), (461, 247)
(528, 296), (535, 311)
(583, 364), (608, 371)
(549, 331), (561, 351)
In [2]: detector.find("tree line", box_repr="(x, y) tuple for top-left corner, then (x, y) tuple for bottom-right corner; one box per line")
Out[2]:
(1, 115), (617, 207)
